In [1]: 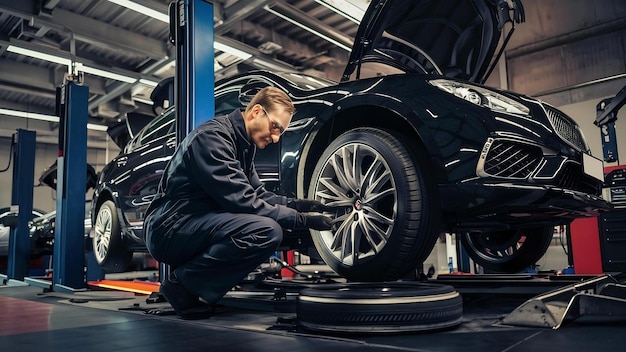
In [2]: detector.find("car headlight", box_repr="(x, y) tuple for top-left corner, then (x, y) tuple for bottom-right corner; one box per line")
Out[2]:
(428, 79), (530, 116)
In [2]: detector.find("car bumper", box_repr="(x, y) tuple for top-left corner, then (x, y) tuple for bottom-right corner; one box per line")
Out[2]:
(442, 182), (612, 231)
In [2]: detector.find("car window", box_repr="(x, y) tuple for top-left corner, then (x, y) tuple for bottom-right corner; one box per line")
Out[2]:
(139, 110), (175, 144)
(124, 86), (244, 154)
(126, 109), (175, 153)
(215, 87), (244, 116)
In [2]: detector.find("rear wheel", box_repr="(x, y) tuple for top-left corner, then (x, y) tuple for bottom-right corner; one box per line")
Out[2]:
(460, 226), (554, 273)
(308, 128), (440, 281)
(92, 200), (132, 272)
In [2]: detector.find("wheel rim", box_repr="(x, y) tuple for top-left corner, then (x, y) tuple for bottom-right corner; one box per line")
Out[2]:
(93, 206), (112, 263)
(314, 143), (397, 266)
(464, 231), (525, 264)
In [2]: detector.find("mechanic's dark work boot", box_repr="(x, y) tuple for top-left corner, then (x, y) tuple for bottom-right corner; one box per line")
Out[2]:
(160, 277), (213, 319)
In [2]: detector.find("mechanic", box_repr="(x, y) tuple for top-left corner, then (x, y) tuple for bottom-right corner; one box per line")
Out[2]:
(144, 86), (334, 319)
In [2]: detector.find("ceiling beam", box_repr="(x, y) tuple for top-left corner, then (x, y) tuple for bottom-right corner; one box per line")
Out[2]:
(87, 56), (173, 113)
(0, 60), (59, 91)
(218, 0), (348, 71)
(1, 5), (169, 60)
(267, 1), (354, 50)
(0, 82), (56, 100)
(216, 0), (276, 34)
(52, 8), (169, 60)
(229, 20), (328, 61)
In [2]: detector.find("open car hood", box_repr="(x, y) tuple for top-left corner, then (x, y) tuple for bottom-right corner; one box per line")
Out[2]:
(106, 111), (155, 149)
(106, 77), (171, 149)
(342, 0), (525, 84)
(38, 160), (97, 192)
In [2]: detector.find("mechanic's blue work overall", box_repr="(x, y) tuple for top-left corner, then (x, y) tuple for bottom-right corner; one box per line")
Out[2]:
(144, 109), (293, 306)
(144, 93), (331, 316)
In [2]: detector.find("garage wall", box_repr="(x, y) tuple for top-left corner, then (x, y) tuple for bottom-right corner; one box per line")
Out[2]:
(0, 136), (117, 213)
(487, 0), (626, 166)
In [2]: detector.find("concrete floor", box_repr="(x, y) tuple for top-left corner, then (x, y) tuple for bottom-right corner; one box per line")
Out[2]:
(1, 272), (625, 352)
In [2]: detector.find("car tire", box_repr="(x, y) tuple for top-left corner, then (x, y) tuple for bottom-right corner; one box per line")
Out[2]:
(92, 200), (132, 272)
(296, 282), (463, 333)
(460, 225), (554, 273)
(308, 128), (440, 282)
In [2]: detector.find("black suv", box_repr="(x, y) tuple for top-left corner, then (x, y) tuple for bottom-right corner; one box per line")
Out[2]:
(91, 0), (610, 280)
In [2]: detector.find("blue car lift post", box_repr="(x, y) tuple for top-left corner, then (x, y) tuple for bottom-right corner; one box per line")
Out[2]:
(50, 79), (92, 293)
(1, 129), (36, 286)
(158, 0), (214, 283)
(22, 78), (93, 293)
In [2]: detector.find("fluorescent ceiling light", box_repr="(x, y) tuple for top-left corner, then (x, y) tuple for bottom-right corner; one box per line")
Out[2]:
(0, 108), (59, 123)
(315, 0), (365, 23)
(0, 108), (108, 131)
(138, 78), (158, 87)
(263, 5), (351, 52)
(7, 45), (72, 66)
(8, 44), (142, 84)
(87, 123), (109, 131)
(106, 0), (169, 22)
(214, 41), (252, 60)
(75, 63), (137, 84)
(133, 97), (154, 105)
(102, 1), (256, 62)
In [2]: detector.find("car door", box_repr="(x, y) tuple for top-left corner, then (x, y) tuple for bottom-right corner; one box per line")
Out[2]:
(113, 109), (175, 226)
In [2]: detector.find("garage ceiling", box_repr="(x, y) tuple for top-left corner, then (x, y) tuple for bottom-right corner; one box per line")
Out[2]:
(1, 0), (625, 149)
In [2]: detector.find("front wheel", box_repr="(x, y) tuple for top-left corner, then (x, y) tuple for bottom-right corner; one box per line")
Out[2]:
(460, 226), (554, 273)
(308, 128), (441, 282)
(92, 200), (132, 272)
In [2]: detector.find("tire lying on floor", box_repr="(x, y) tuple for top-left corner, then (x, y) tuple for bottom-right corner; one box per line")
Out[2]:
(296, 282), (463, 333)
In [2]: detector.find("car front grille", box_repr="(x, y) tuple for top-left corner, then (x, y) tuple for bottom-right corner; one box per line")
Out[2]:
(544, 105), (587, 151)
(482, 140), (543, 178)
(556, 163), (602, 195)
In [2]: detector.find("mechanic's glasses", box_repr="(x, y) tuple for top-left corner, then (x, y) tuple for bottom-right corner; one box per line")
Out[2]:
(262, 106), (286, 135)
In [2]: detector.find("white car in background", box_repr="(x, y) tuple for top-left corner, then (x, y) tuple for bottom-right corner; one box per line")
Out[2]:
(0, 207), (46, 257)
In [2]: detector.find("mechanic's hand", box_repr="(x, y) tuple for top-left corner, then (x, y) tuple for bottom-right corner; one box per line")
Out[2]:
(288, 199), (328, 212)
(296, 213), (333, 230)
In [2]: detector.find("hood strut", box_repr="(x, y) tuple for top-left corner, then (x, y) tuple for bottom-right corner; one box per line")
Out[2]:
(481, 0), (525, 84)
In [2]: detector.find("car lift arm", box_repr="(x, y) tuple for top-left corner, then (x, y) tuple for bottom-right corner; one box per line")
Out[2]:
(595, 85), (626, 127)
(594, 85), (626, 163)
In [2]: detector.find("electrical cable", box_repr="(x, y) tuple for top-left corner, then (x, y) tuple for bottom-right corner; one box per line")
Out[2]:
(269, 255), (324, 279)
(0, 136), (15, 173)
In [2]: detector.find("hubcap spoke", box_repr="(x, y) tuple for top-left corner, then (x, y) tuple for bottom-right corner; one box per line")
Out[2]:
(94, 207), (112, 261)
(317, 142), (397, 266)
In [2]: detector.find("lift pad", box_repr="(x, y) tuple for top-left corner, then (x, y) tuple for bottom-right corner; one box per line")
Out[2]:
(87, 280), (160, 295)
(502, 275), (626, 329)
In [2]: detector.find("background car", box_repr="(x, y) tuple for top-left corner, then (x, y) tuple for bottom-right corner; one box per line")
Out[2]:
(28, 200), (93, 258)
(91, 0), (610, 280)
(0, 207), (46, 258)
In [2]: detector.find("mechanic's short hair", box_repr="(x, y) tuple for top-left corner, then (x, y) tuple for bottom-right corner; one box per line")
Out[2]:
(246, 87), (295, 115)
